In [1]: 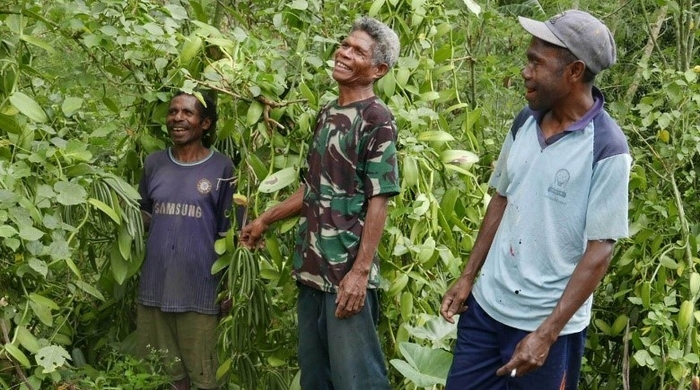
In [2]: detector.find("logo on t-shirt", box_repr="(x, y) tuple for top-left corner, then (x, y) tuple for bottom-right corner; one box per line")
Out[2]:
(547, 169), (570, 199)
(197, 178), (212, 194)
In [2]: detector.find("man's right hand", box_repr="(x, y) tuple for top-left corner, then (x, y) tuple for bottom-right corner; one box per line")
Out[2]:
(240, 218), (268, 249)
(440, 277), (473, 323)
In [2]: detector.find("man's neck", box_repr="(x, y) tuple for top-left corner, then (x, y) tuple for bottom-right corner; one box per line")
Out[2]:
(540, 87), (595, 138)
(171, 144), (209, 163)
(337, 84), (376, 106)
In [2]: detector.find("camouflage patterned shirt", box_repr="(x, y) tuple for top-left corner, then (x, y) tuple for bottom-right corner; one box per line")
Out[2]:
(293, 96), (400, 292)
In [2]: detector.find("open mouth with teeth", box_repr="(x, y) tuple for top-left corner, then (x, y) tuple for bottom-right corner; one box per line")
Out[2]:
(334, 61), (351, 72)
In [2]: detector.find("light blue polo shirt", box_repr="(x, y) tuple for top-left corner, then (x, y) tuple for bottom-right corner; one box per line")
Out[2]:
(472, 87), (631, 334)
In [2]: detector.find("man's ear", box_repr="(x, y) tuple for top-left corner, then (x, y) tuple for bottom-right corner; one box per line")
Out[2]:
(201, 117), (212, 130)
(569, 60), (586, 83)
(373, 63), (389, 80)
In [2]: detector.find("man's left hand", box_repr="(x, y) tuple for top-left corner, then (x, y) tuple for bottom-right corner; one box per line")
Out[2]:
(335, 269), (369, 319)
(496, 331), (554, 377)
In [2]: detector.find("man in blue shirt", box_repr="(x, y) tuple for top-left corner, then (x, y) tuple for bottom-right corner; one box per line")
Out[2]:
(441, 10), (631, 390)
(137, 91), (235, 390)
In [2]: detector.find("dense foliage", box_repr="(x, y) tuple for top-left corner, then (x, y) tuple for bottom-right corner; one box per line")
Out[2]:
(0, 0), (699, 389)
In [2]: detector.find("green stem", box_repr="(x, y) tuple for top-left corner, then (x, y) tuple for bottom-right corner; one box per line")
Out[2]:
(670, 171), (695, 390)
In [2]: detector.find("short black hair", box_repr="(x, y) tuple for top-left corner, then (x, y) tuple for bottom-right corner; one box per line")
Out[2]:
(556, 47), (595, 84)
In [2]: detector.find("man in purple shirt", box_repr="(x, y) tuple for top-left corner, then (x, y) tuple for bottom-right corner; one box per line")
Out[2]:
(137, 91), (235, 390)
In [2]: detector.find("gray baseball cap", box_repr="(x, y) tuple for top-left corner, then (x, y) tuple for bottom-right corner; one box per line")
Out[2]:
(518, 10), (616, 75)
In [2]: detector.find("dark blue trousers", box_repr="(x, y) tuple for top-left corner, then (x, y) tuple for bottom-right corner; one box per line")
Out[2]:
(446, 294), (586, 390)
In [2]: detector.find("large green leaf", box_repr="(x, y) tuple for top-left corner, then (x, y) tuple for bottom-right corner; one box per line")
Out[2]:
(258, 167), (297, 193)
(35, 345), (71, 373)
(0, 225), (18, 238)
(0, 113), (22, 134)
(110, 242), (129, 285)
(2, 343), (31, 368)
(19, 225), (44, 241)
(88, 198), (121, 224)
(405, 316), (457, 348)
(54, 181), (88, 205)
(61, 97), (83, 116)
(63, 140), (93, 162)
(9, 92), (48, 123)
(246, 101), (264, 125)
(16, 326), (40, 354)
(29, 300), (54, 326)
(118, 224), (132, 260)
(390, 342), (452, 387)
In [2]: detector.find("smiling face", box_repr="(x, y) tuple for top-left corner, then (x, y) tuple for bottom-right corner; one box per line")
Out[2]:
(332, 30), (385, 88)
(521, 37), (573, 111)
(166, 94), (211, 147)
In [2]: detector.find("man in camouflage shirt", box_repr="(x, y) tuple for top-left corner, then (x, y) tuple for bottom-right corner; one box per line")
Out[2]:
(241, 16), (400, 390)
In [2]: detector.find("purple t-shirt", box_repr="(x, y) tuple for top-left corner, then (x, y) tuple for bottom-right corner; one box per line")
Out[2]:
(138, 148), (235, 315)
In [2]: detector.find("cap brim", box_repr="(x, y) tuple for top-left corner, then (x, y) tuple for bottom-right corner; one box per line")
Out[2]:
(518, 16), (566, 48)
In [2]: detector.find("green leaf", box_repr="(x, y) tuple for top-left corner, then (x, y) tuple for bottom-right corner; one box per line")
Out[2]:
(246, 101), (264, 125)
(417, 130), (454, 142)
(20, 34), (55, 53)
(247, 153), (269, 181)
(441, 149), (479, 166)
(660, 255), (678, 269)
(9, 92), (48, 123)
(211, 253), (231, 274)
(462, 0), (481, 15)
(0, 225), (18, 238)
(298, 82), (316, 107)
(143, 22), (164, 36)
(28, 258), (48, 277)
(216, 357), (232, 380)
(29, 301), (54, 326)
(419, 91), (440, 102)
(368, 0), (386, 16)
(0, 113), (22, 134)
(16, 326), (40, 354)
(259, 167), (297, 193)
(110, 242), (129, 285)
(61, 97), (84, 116)
(54, 181), (88, 206)
(19, 226), (44, 241)
(405, 316), (457, 346)
(102, 173), (141, 201)
(390, 342), (452, 387)
(30, 293), (59, 310)
(35, 345), (71, 373)
(88, 198), (121, 224)
(64, 257), (83, 279)
(2, 343), (31, 368)
(164, 4), (188, 20)
(118, 225), (132, 261)
(72, 280), (105, 301)
(63, 140), (93, 162)
(287, 0), (309, 10)
(214, 237), (226, 255)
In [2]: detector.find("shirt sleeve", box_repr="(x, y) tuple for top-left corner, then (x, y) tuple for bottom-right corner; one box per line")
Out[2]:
(489, 130), (515, 196)
(361, 119), (400, 198)
(585, 153), (632, 240)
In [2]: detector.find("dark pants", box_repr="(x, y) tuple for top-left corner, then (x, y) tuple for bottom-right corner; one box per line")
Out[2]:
(297, 283), (391, 390)
(446, 295), (586, 390)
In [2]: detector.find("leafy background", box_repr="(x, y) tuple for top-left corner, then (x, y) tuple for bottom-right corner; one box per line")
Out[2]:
(1, 0), (699, 389)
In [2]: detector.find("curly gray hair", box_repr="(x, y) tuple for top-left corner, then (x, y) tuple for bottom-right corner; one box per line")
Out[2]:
(351, 17), (400, 69)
